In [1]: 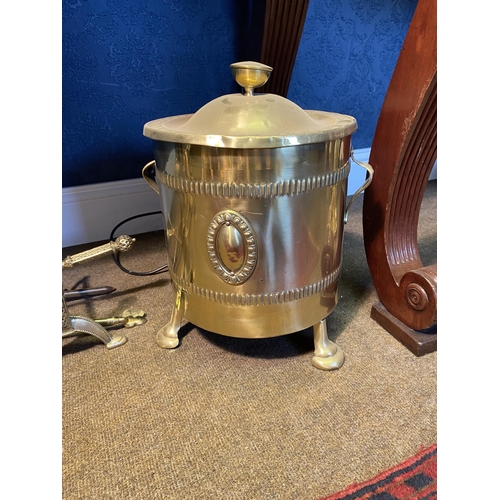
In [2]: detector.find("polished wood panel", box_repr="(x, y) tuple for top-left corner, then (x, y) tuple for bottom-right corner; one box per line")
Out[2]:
(362, 0), (437, 354)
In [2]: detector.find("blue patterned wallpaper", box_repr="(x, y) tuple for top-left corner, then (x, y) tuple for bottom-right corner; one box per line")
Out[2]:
(62, 0), (243, 187)
(62, 0), (417, 188)
(288, 0), (418, 150)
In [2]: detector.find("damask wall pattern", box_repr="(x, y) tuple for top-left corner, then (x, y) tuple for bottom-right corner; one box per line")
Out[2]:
(288, 0), (418, 150)
(62, 0), (418, 188)
(62, 0), (243, 187)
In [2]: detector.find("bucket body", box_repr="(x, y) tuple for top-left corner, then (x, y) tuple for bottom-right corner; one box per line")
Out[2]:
(151, 137), (351, 338)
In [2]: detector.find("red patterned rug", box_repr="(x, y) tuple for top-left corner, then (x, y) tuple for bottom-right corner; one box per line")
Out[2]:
(320, 444), (437, 500)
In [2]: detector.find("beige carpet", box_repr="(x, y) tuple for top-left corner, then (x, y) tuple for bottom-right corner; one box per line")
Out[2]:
(62, 181), (437, 500)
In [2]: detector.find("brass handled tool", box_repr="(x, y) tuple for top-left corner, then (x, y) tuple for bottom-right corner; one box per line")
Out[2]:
(94, 309), (147, 329)
(62, 296), (128, 349)
(62, 235), (135, 269)
(62, 236), (136, 349)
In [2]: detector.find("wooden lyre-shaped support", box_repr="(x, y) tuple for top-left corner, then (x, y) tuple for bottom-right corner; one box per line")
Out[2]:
(362, 0), (437, 356)
(254, 0), (310, 97)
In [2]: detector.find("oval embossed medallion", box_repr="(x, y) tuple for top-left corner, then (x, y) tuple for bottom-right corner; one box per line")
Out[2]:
(207, 211), (257, 284)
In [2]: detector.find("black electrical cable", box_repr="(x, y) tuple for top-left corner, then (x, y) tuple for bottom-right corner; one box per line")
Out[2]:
(109, 211), (169, 276)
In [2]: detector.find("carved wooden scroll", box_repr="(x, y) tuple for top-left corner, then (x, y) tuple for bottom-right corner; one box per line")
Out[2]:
(362, 0), (437, 355)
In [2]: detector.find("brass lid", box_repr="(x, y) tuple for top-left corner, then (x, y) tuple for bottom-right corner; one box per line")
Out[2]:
(143, 61), (357, 149)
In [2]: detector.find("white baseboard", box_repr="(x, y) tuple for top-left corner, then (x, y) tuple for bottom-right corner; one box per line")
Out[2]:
(62, 177), (164, 248)
(62, 148), (437, 248)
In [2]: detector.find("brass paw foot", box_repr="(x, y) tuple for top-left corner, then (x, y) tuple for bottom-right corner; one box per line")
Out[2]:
(156, 307), (182, 349)
(311, 319), (345, 371)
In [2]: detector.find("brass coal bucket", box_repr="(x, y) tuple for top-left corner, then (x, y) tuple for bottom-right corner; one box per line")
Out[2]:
(142, 62), (373, 370)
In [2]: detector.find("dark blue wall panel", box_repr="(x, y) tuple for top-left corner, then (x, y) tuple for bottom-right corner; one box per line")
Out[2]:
(288, 0), (418, 150)
(62, 0), (417, 188)
(62, 0), (243, 187)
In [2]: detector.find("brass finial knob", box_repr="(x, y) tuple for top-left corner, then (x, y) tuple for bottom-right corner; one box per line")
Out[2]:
(230, 61), (273, 96)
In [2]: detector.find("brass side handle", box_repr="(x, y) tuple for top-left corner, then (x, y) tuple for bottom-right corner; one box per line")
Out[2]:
(142, 159), (159, 194)
(344, 150), (374, 224)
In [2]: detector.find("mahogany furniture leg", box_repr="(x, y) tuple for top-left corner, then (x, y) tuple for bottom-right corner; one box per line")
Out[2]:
(362, 0), (437, 356)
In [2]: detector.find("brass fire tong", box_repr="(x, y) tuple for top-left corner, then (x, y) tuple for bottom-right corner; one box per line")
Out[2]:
(62, 235), (145, 349)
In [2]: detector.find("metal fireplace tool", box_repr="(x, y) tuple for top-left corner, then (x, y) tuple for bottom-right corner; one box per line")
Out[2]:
(62, 235), (147, 349)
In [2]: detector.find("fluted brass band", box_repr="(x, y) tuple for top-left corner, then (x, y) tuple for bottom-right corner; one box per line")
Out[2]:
(156, 161), (350, 199)
(169, 263), (342, 306)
